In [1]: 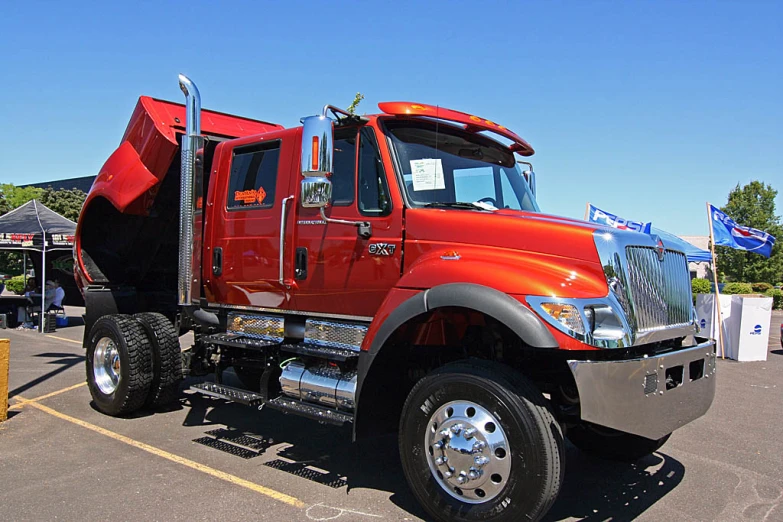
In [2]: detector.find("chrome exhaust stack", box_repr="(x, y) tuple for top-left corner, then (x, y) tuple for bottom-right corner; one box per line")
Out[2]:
(177, 74), (203, 306)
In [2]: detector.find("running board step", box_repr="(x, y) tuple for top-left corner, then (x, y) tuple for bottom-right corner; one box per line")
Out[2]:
(280, 343), (359, 362)
(191, 382), (265, 407)
(202, 333), (280, 350)
(265, 397), (354, 426)
(190, 383), (353, 426)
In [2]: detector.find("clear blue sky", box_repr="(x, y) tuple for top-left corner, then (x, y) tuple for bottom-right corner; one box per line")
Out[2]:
(1, 1), (780, 237)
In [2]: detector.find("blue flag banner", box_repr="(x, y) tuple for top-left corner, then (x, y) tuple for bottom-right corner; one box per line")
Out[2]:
(587, 204), (652, 234)
(709, 204), (776, 258)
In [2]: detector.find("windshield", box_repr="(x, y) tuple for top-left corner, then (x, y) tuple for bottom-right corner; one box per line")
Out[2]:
(385, 119), (539, 212)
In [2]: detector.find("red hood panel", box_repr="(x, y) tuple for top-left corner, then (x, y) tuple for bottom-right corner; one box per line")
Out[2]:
(405, 208), (601, 263)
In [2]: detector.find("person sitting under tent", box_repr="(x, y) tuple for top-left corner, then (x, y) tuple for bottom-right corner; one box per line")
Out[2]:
(24, 280), (65, 326)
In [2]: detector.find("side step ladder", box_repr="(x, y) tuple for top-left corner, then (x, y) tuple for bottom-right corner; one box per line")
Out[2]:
(190, 382), (353, 426)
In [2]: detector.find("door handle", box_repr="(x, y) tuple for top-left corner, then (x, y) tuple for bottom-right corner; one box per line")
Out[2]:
(212, 247), (223, 276)
(295, 247), (308, 280)
(279, 195), (295, 286)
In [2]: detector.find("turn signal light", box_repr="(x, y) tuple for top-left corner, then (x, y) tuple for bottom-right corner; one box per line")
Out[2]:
(312, 136), (319, 171)
(540, 303), (585, 334)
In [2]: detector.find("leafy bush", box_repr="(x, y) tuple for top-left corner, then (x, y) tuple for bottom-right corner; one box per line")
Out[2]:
(691, 279), (711, 294)
(766, 289), (783, 310)
(752, 282), (773, 293)
(722, 282), (753, 295)
(5, 274), (26, 295)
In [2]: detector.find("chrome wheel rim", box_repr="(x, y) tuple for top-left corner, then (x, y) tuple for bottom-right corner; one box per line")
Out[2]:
(93, 337), (121, 395)
(426, 400), (511, 504)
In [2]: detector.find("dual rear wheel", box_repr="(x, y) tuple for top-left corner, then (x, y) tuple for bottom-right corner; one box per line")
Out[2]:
(86, 313), (183, 416)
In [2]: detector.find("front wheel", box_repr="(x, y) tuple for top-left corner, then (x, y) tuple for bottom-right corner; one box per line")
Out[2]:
(399, 361), (564, 522)
(566, 422), (671, 462)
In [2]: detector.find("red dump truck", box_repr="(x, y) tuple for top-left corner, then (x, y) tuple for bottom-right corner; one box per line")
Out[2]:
(74, 75), (716, 521)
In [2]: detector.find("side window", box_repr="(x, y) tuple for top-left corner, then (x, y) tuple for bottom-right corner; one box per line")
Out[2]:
(500, 170), (522, 210)
(358, 128), (391, 216)
(227, 141), (280, 210)
(331, 129), (357, 206)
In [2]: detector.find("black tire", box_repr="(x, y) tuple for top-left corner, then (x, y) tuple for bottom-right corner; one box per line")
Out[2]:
(86, 314), (153, 416)
(567, 422), (670, 462)
(399, 360), (564, 522)
(134, 312), (183, 408)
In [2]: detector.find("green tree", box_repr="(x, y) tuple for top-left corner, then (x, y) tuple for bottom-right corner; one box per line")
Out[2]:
(40, 187), (87, 222)
(0, 184), (44, 208)
(716, 181), (782, 284)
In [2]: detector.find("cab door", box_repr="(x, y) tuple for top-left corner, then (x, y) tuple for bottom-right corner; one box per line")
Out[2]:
(204, 132), (297, 309)
(291, 126), (402, 317)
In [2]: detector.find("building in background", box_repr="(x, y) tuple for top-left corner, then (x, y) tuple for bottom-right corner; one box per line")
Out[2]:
(682, 236), (711, 279)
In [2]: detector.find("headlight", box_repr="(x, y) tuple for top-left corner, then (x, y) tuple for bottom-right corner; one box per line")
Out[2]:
(527, 296), (632, 348)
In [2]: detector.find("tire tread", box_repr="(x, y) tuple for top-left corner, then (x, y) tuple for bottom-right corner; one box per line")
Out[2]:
(134, 312), (183, 408)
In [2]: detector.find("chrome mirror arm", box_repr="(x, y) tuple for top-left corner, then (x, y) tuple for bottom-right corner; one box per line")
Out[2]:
(318, 208), (372, 239)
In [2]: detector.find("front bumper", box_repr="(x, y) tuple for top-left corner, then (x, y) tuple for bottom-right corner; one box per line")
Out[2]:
(568, 337), (716, 440)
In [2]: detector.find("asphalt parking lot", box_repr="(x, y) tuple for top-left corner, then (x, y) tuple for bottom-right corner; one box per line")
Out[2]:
(1, 308), (782, 521)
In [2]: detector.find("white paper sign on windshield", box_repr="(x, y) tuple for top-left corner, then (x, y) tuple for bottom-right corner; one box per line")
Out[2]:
(410, 158), (445, 191)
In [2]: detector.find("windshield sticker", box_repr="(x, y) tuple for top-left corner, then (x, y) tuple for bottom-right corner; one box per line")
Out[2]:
(410, 158), (445, 191)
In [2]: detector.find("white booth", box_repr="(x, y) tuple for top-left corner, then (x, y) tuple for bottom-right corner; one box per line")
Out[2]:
(695, 294), (772, 361)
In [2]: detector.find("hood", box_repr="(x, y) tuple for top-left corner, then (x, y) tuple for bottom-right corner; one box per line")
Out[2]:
(405, 208), (603, 263)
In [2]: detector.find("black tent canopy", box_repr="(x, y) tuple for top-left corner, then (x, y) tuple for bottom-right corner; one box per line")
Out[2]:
(0, 199), (75, 251)
(0, 200), (76, 332)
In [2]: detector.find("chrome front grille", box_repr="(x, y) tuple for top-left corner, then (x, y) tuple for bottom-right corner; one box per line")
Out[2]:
(625, 247), (692, 332)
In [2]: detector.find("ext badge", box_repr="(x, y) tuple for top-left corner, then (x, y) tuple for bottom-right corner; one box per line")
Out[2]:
(369, 243), (396, 256)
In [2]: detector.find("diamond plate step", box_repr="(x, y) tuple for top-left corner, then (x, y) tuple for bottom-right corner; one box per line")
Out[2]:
(280, 343), (359, 362)
(202, 332), (280, 350)
(266, 397), (354, 426)
(191, 382), (264, 407)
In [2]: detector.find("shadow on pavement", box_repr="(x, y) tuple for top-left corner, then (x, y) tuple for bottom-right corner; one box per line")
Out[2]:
(771, 349), (782, 356)
(543, 444), (684, 521)
(179, 377), (684, 522)
(9, 352), (85, 399)
(181, 390), (428, 519)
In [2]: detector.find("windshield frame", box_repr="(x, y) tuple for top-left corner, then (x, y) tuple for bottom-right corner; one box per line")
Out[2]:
(378, 116), (539, 213)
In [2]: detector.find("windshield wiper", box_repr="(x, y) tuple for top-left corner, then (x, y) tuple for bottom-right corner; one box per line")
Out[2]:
(423, 202), (490, 211)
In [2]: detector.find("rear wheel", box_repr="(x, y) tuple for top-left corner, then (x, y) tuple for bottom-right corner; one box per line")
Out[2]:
(567, 422), (671, 461)
(134, 312), (183, 408)
(86, 315), (153, 416)
(399, 361), (564, 522)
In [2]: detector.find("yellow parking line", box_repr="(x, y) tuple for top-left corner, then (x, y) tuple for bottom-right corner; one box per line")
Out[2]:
(16, 398), (305, 508)
(9, 382), (88, 410)
(46, 335), (83, 345)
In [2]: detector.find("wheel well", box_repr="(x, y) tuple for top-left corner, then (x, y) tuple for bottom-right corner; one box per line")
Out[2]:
(355, 307), (574, 440)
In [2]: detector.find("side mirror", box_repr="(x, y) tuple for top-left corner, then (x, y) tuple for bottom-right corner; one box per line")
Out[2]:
(517, 160), (536, 198)
(301, 115), (334, 177)
(300, 176), (332, 208)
